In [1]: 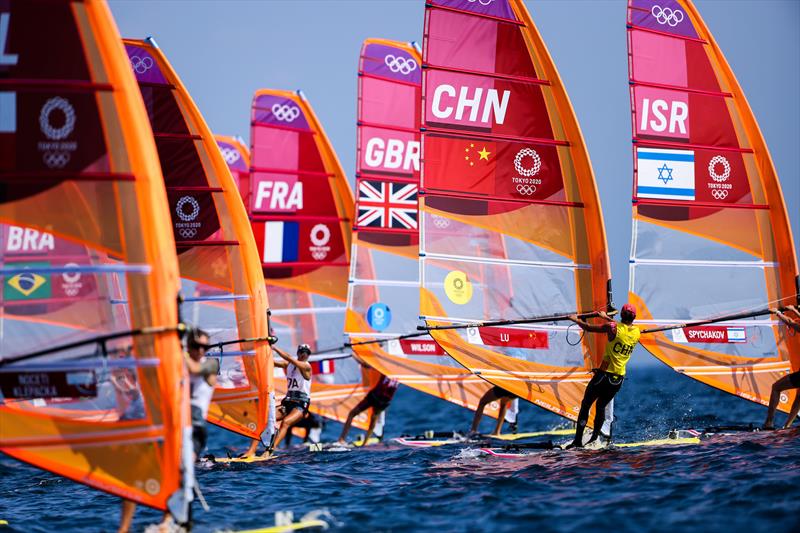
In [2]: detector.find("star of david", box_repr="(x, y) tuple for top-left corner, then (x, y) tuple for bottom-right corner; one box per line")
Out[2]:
(656, 163), (674, 185)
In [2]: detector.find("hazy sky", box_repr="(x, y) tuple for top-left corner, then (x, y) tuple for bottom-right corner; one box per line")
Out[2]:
(110, 0), (800, 311)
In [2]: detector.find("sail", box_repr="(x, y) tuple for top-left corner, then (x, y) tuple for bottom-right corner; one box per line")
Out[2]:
(125, 39), (271, 438)
(626, 0), (799, 410)
(249, 89), (375, 428)
(418, 0), (612, 424)
(215, 135), (250, 204)
(0, 0), (189, 515)
(345, 38), (495, 416)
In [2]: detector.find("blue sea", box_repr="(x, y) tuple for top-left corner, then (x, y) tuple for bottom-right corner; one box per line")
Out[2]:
(1, 365), (798, 532)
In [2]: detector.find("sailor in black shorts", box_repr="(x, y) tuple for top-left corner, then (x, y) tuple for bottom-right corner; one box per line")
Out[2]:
(764, 306), (800, 429)
(337, 374), (400, 444)
(470, 385), (518, 436)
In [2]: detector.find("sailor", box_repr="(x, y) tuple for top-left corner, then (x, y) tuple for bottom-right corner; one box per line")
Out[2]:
(286, 412), (324, 446)
(469, 385), (518, 436)
(337, 373), (399, 444)
(119, 328), (214, 532)
(764, 306), (800, 430)
(566, 304), (641, 448)
(261, 343), (313, 455)
(184, 328), (218, 459)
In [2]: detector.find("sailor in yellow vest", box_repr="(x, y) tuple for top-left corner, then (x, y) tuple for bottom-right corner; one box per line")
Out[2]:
(566, 303), (641, 449)
(764, 306), (800, 430)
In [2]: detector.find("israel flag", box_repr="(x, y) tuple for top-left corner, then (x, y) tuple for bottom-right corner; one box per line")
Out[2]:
(637, 147), (695, 201)
(263, 221), (299, 263)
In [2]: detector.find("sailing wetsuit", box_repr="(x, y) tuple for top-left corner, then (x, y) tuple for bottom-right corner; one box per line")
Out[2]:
(357, 376), (400, 413)
(572, 322), (640, 446)
(281, 362), (311, 415)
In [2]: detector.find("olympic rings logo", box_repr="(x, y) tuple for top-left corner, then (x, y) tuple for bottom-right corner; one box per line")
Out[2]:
(514, 148), (541, 177)
(708, 155), (731, 182)
(711, 189), (728, 200)
(176, 196), (200, 222)
(220, 146), (241, 165)
(178, 228), (197, 239)
(432, 215), (451, 229)
(39, 97), (76, 140)
(310, 223), (331, 247)
(42, 151), (70, 169)
(466, 0), (495, 6)
(384, 54), (418, 75)
(516, 184), (537, 196)
(271, 103), (300, 122)
(129, 55), (154, 74)
(651, 5), (684, 27)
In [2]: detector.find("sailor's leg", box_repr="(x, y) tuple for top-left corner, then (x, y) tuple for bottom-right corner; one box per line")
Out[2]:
(338, 397), (370, 443)
(372, 409), (386, 440)
(363, 407), (383, 443)
(571, 375), (602, 447)
(118, 499), (136, 533)
(269, 408), (305, 453)
(589, 393), (612, 443)
(492, 398), (510, 435)
(470, 390), (497, 433)
(764, 375), (792, 429)
(783, 391), (800, 428)
(600, 399), (615, 443)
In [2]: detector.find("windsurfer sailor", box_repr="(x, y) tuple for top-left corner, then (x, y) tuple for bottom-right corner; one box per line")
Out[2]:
(337, 373), (399, 444)
(566, 304), (641, 448)
(764, 306), (800, 430)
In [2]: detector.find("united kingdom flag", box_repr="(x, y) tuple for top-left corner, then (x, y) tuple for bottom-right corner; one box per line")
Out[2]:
(356, 180), (418, 230)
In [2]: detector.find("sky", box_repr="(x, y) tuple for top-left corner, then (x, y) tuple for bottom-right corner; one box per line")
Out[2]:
(110, 0), (800, 366)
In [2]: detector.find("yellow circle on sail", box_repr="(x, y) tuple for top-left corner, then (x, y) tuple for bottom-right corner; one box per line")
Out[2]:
(444, 270), (472, 305)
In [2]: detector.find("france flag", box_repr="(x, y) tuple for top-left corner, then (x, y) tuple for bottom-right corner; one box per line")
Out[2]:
(636, 147), (695, 201)
(263, 221), (299, 263)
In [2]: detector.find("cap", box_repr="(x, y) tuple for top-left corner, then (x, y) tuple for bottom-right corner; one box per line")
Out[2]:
(297, 343), (312, 355)
(621, 303), (637, 319)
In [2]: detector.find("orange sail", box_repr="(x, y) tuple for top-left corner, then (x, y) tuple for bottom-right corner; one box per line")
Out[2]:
(626, 0), (799, 410)
(419, 0), (612, 424)
(0, 0), (189, 517)
(345, 38), (496, 417)
(248, 89), (375, 428)
(124, 39), (271, 438)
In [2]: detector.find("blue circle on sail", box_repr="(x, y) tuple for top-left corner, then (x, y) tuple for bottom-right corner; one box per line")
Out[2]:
(366, 303), (392, 331)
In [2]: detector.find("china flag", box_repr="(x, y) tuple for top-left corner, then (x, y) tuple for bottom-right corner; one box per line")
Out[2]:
(423, 134), (564, 202)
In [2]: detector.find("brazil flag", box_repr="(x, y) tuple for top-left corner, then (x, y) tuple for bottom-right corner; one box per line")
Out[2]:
(4, 262), (52, 300)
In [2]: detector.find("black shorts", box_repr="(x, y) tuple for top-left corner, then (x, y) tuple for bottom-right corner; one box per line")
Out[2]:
(491, 385), (515, 399)
(190, 405), (208, 456)
(366, 390), (392, 412)
(788, 370), (800, 388)
(280, 395), (310, 416)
